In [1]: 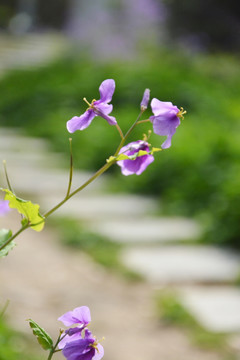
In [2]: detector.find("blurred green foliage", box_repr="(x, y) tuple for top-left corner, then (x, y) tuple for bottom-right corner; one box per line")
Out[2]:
(0, 50), (239, 248)
(0, 318), (41, 360)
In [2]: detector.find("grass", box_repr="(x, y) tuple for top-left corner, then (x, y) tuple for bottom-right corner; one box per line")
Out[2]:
(155, 291), (237, 359)
(49, 217), (142, 282)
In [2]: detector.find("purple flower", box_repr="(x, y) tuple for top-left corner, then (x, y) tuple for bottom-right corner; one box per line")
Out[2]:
(140, 88), (150, 111)
(150, 98), (186, 149)
(62, 332), (104, 360)
(0, 200), (10, 216)
(67, 79), (117, 133)
(117, 140), (154, 176)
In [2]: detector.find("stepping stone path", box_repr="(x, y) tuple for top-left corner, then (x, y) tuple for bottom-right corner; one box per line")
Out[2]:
(0, 33), (67, 77)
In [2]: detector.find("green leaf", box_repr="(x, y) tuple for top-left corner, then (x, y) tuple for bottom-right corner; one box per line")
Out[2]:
(28, 319), (53, 350)
(1, 189), (45, 232)
(0, 229), (15, 257)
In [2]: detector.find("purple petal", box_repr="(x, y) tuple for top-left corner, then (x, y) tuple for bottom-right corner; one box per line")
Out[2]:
(67, 110), (95, 133)
(140, 88), (150, 110)
(151, 98), (179, 116)
(93, 343), (104, 360)
(62, 338), (95, 360)
(94, 102), (113, 115)
(99, 79), (115, 103)
(117, 141), (154, 176)
(72, 306), (91, 325)
(0, 200), (10, 216)
(58, 329), (83, 350)
(152, 115), (180, 149)
(118, 155), (154, 176)
(58, 306), (91, 327)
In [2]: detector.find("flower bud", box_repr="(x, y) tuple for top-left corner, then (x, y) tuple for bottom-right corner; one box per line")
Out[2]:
(140, 88), (150, 111)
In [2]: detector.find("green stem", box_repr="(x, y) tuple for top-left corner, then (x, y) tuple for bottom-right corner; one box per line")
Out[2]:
(3, 160), (14, 193)
(47, 332), (67, 360)
(0, 223), (29, 251)
(66, 138), (73, 197)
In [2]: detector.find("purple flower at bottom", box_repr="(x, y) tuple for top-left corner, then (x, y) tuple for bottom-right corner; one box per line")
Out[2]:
(117, 140), (154, 176)
(67, 79), (117, 133)
(0, 200), (10, 216)
(60, 328), (104, 360)
(150, 98), (186, 149)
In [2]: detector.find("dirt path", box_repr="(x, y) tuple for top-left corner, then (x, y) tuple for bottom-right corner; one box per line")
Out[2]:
(0, 213), (221, 360)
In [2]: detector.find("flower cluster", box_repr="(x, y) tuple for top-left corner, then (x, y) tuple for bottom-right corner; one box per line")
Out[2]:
(58, 306), (104, 360)
(66, 79), (185, 176)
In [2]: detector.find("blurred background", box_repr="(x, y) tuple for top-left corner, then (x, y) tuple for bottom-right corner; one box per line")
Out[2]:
(0, 1), (240, 360)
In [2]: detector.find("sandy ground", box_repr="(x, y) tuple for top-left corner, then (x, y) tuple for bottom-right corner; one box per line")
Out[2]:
(0, 213), (221, 360)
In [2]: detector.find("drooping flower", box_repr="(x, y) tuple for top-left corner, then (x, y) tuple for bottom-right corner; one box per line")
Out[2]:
(0, 200), (10, 216)
(150, 98), (186, 149)
(62, 329), (104, 360)
(67, 79), (117, 133)
(140, 88), (150, 111)
(117, 140), (154, 176)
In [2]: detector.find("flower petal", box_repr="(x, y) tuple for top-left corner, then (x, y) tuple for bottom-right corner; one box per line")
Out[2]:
(117, 141), (154, 176)
(62, 338), (95, 360)
(152, 115), (180, 149)
(151, 98), (179, 116)
(99, 79), (115, 103)
(72, 306), (91, 325)
(58, 306), (91, 327)
(94, 102), (113, 115)
(58, 329), (83, 350)
(67, 110), (95, 133)
(93, 343), (104, 360)
(0, 200), (10, 216)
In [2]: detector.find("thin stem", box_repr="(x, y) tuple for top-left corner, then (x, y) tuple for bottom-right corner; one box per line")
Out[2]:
(44, 161), (112, 219)
(0, 223), (29, 251)
(66, 138), (73, 197)
(113, 110), (144, 156)
(3, 160), (14, 193)
(47, 331), (67, 360)
(136, 119), (150, 125)
(115, 123), (124, 140)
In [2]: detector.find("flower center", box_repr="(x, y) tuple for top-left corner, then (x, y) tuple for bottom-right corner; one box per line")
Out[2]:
(177, 107), (187, 120)
(83, 98), (96, 109)
(90, 341), (99, 353)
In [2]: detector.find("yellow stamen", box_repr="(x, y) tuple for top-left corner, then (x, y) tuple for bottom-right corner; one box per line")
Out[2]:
(177, 107), (187, 120)
(83, 97), (91, 107)
(143, 129), (152, 142)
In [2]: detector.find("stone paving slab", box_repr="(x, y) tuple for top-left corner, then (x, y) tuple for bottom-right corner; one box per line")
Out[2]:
(93, 217), (201, 243)
(122, 246), (240, 284)
(1, 166), (106, 196)
(179, 286), (240, 333)
(41, 194), (158, 220)
(0, 33), (67, 74)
